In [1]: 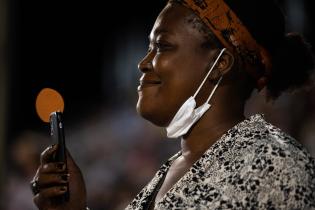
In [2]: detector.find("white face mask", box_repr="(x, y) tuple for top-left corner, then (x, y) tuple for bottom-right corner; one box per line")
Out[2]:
(166, 48), (226, 138)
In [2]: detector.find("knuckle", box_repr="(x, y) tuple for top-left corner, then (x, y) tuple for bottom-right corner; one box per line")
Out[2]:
(40, 151), (48, 162)
(41, 174), (60, 185)
(40, 145), (56, 159)
(38, 165), (45, 174)
(40, 148), (49, 158)
(40, 163), (58, 173)
(40, 163), (51, 173)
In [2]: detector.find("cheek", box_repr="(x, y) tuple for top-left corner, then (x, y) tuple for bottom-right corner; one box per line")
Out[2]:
(136, 53), (208, 126)
(153, 56), (191, 101)
(136, 86), (172, 126)
(136, 83), (186, 127)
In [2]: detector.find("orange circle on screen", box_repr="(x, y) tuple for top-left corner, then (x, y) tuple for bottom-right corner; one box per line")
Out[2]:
(36, 88), (64, 122)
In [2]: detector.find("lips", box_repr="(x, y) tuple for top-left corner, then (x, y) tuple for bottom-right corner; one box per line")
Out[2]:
(138, 78), (162, 91)
(140, 80), (161, 85)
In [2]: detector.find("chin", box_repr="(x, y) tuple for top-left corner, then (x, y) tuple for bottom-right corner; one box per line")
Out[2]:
(136, 101), (170, 127)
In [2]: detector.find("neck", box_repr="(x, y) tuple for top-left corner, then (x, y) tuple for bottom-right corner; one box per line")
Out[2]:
(180, 85), (245, 163)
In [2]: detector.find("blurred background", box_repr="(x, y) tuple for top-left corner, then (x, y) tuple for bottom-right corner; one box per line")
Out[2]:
(0, 0), (315, 209)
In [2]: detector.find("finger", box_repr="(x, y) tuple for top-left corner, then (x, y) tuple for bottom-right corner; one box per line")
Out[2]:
(37, 173), (69, 187)
(40, 144), (58, 164)
(40, 162), (67, 174)
(33, 185), (68, 205)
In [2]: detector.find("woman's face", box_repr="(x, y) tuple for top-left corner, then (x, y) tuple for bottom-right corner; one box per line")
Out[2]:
(136, 3), (219, 127)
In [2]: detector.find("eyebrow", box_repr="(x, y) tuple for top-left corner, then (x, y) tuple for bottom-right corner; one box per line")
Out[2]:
(148, 28), (172, 41)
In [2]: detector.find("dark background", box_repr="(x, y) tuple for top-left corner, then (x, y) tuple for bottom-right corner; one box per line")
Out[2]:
(7, 0), (166, 139)
(7, 0), (315, 141)
(1, 0), (315, 209)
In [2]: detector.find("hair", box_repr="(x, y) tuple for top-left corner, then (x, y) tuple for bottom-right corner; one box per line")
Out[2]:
(169, 0), (222, 49)
(169, 0), (315, 100)
(184, 13), (221, 49)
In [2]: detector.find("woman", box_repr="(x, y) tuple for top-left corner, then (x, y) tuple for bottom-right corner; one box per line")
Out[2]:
(31, 0), (315, 209)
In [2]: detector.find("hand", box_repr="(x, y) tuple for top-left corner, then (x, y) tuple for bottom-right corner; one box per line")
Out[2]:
(31, 144), (87, 210)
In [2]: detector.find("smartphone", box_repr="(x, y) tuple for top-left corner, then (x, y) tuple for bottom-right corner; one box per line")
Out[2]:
(49, 111), (70, 202)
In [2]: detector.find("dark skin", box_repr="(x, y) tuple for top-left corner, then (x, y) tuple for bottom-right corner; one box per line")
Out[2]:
(138, 3), (245, 207)
(32, 145), (86, 210)
(32, 3), (249, 210)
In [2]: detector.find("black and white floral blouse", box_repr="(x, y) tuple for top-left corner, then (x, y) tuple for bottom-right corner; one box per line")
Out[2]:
(126, 114), (315, 210)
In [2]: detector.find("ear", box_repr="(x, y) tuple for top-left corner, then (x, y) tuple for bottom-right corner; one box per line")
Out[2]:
(216, 49), (235, 76)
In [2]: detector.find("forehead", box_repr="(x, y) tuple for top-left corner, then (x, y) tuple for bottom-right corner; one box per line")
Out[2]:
(149, 3), (195, 39)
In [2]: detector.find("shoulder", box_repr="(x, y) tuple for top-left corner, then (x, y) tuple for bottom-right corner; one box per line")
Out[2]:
(231, 114), (315, 209)
(231, 114), (313, 163)
(240, 114), (314, 171)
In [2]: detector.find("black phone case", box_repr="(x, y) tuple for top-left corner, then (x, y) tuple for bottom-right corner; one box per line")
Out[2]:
(49, 112), (70, 202)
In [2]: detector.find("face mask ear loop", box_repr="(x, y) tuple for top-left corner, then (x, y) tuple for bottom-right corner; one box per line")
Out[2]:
(205, 76), (223, 104)
(193, 48), (226, 99)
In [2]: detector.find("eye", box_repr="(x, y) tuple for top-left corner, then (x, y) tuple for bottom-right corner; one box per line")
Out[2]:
(147, 44), (154, 54)
(155, 41), (172, 52)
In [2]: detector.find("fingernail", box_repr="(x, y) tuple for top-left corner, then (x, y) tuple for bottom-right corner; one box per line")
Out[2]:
(49, 144), (56, 149)
(60, 186), (67, 191)
(61, 174), (69, 181)
(56, 163), (65, 170)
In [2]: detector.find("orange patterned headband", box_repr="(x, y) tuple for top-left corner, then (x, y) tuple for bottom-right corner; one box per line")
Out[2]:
(175, 0), (272, 88)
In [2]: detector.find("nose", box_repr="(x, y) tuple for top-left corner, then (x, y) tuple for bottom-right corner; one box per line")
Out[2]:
(138, 52), (154, 73)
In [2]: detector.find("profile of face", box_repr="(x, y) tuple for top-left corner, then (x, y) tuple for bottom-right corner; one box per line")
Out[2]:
(136, 3), (222, 127)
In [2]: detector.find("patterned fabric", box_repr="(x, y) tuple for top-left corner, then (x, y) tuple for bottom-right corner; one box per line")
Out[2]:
(126, 114), (315, 209)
